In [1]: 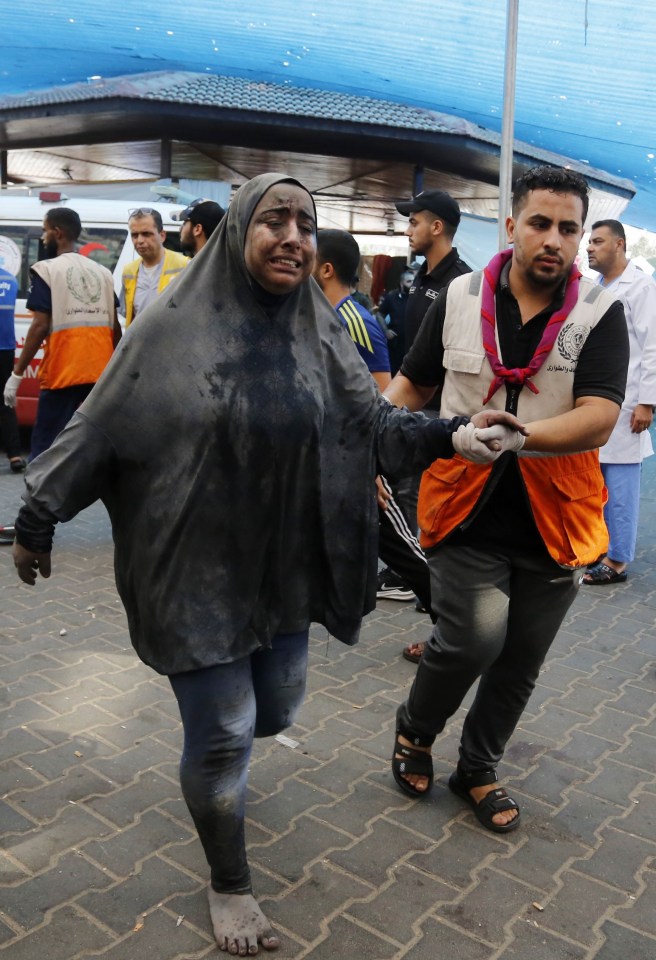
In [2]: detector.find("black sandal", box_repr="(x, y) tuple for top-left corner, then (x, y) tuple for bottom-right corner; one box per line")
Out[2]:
(448, 767), (521, 834)
(391, 705), (433, 798)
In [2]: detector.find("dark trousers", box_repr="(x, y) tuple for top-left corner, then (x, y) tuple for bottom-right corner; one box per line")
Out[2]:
(169, 630), (309, 894)
(0, 349), (22, 459)
(401, 544), (579, 774)
(377, 476), (433, 617)
(30, 383), (95, 460)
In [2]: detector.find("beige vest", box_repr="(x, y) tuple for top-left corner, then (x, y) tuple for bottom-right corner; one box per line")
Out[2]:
(439, 270), (618, 423)
(30, 253), (115, 389)
(32, 253), (114, 333)
(417, 270), (618, 566)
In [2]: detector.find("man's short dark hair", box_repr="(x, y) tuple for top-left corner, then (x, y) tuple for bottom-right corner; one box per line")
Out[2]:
(512, 165), (590, 223)
(591, 219), (626, 246)
(45, 207), (82, 241)
(316, 229), (361, 287)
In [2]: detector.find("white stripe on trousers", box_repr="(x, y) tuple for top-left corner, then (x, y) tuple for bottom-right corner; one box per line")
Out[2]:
(379, 475), (427, 564)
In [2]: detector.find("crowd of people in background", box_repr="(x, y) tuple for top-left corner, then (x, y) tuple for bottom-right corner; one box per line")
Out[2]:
(1, 164), (654, 956)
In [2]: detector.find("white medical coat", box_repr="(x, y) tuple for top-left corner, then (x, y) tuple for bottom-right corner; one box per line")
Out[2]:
(598, 261), (656, 464)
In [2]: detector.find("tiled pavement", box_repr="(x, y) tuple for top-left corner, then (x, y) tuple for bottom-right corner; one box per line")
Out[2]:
(0, 451), (655, 960)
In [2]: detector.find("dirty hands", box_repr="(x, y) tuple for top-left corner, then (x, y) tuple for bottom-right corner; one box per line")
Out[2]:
(375, 475), (392, 510)
(13, 542), (51, 585)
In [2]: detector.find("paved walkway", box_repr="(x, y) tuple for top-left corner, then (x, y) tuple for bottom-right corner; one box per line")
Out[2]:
(0, 451), (655, 959)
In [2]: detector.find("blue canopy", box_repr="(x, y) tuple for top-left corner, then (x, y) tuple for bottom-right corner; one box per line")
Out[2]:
(2, 1), (654, 228)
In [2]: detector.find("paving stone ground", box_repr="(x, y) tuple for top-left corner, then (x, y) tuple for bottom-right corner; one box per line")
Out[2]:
(1, 444), (655, 959)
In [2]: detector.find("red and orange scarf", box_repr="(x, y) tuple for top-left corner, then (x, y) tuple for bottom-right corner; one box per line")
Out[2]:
(481, 248), (581, 404)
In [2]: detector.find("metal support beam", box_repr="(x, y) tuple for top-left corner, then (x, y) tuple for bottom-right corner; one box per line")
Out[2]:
(0, 150), (7, 185)
(413, 164), (424, 197)
(498, 0), (519, 250)
(160, 138), (172, 179)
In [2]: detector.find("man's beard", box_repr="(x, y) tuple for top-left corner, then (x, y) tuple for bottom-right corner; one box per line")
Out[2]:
(44, 240), (58, 258)
(527, 262), (569, 288)
(180, 239), (195, 256)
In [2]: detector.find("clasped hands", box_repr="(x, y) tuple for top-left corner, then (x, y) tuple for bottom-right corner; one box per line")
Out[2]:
(453, 410), (529, 464)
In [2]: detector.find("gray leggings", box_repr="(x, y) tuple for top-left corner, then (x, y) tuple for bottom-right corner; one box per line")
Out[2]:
(401, 545), (579, 774)
(169, 630), (309, 893)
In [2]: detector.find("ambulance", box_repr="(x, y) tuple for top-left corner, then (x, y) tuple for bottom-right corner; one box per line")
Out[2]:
(0, 192), (183, 427)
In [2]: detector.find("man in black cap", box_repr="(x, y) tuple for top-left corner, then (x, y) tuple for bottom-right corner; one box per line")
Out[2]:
(173, 199), (226, 257)
(396, 189), (471, 361)
(376, 190), (471, 644)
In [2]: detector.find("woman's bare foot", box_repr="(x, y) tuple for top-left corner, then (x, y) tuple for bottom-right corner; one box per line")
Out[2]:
(208, 888), (280, 956)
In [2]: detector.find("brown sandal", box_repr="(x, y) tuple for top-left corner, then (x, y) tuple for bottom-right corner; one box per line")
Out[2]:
(402, 641), (425, 663)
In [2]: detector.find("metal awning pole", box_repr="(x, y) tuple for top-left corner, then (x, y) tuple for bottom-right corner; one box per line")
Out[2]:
(413, 164), (424, 197)
(498, 0), (519, 250)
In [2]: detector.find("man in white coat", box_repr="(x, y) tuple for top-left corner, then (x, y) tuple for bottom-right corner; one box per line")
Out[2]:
(583, 219), (656, 584)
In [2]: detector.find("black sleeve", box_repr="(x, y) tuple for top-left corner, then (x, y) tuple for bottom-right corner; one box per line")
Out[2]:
(14, 505), (56, 554)
(14, 413), (117, 553)
(574, 299), (629, 405)
(375, 406), (468, 481)
(25, 272), (52, 313)
(399, 288), (448, 388)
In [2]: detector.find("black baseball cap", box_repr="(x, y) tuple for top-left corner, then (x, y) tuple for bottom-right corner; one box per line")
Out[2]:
(171, 198), (226, 235)
(395, 190), (461, 227)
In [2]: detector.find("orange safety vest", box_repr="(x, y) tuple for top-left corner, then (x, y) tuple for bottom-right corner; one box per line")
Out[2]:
(418, 269), (618, 568)
(31, 253), (115, 391)
(419, 451), (608, 568)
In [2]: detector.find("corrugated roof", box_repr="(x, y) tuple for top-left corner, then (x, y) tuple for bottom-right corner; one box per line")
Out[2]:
(0, 72), (476, 132)
(0, 70), (633, 196)
(0, 0), (653, 226)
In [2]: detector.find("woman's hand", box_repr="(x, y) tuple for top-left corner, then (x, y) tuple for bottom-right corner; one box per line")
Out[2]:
(453, 410), (529, 463)
(470, 410), (529, 435)
(13, 542), (51, 585)
(375, 475), (392, 510)
(473, 423), (526, 453)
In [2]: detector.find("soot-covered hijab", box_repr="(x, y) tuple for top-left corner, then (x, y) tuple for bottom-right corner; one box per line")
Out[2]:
(25, 173), (390, 673)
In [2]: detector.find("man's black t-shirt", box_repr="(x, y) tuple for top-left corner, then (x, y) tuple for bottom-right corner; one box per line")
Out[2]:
(403, 248), (471, 411)
(401, 268), (629, 555)
(405, 248), (472, 349)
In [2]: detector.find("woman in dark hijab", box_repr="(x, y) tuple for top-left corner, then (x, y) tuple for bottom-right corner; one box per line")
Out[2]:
(12, 174), (522, 956)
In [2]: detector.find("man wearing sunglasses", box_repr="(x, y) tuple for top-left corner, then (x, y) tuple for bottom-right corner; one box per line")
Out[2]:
(120, 208), (188, 327)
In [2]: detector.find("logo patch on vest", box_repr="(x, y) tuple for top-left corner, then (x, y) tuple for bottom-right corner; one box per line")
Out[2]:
(66, 265), (103, 305)
(556, 323), (587, 363)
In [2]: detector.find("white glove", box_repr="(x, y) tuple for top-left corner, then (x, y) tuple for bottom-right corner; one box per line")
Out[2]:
(452, 422), (501, 464)
(3, 372), (22, 409)
(474, 424), (526, 454)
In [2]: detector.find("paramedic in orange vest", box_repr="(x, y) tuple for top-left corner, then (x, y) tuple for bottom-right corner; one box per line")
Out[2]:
(4, 207), (121, 461)
(385, 166), (629, 834)
(120, 208), (188, 326)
